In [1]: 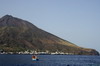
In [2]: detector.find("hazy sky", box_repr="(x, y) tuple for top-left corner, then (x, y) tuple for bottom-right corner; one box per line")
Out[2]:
(0, 0), (100, 52)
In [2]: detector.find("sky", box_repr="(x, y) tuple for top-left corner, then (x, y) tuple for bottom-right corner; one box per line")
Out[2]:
(0, 0), (100, 53)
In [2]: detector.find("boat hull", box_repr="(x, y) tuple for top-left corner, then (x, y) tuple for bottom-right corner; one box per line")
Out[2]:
(32, 59), (39, 61)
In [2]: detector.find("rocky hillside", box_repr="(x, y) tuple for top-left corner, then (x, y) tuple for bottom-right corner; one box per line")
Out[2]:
(0, 15), (99, 55)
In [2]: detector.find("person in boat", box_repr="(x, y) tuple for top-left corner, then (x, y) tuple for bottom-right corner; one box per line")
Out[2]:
(32, 55), (37, 59)
(32, 55), (39, 61)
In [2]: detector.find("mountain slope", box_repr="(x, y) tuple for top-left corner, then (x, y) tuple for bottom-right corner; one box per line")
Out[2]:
(0, 15), (99, 55)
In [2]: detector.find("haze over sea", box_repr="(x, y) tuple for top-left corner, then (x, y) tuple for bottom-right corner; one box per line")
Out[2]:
(0, 54), (100, 66)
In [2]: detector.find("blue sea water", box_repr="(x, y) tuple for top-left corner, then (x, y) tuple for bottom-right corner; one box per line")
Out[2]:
(0, 54), (100, 66)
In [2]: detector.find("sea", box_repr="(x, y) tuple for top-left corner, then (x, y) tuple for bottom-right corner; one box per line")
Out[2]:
(0, 54), (100, 66)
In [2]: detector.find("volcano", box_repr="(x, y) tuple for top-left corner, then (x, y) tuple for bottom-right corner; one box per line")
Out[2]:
(0, 15), (99, 55)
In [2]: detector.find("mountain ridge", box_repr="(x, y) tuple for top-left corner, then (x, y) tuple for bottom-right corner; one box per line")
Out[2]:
(0, 15), (99, 55)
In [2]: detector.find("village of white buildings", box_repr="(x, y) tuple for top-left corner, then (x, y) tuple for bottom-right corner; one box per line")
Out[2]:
(0, 50), (73, 55)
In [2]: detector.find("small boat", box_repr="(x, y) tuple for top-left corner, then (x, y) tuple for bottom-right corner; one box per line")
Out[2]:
(32, 55), (39, 61)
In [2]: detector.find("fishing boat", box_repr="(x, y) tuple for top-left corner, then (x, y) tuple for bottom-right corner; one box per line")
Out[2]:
(32, 55), (39, 61)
